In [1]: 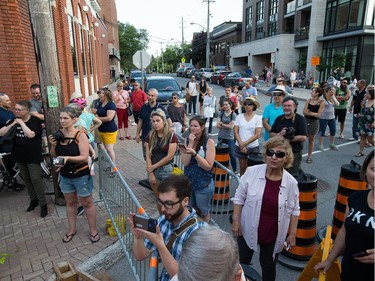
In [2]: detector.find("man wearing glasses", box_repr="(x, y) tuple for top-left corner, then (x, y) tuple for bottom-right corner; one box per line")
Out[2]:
(334, 78), (351, 139)
(129, 175), (206, 281)
(270, 96), (307, 175)
(167, 93), (186, 134)
(262, 85), (286, 141)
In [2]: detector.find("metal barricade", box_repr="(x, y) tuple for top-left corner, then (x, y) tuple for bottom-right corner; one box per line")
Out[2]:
(97, 144), (157, 281)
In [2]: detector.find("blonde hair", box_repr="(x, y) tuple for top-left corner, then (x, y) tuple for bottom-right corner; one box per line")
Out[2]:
(262, 136), (294, 168)
(148, 109), (172, 157)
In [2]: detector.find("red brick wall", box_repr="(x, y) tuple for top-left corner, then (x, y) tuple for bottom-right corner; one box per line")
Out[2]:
(0, 0), (114, 105)
(0, 0), (39, 103)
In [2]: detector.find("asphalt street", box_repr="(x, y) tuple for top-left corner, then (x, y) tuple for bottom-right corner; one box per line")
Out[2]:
(108, 75), (372, 281)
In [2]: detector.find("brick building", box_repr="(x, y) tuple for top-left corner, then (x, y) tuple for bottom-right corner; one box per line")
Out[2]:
(0, 0), (120, 105)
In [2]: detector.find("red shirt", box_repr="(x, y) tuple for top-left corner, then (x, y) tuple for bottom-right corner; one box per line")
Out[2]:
(258, 177), (281, 244)
(131, 89), (147, 111)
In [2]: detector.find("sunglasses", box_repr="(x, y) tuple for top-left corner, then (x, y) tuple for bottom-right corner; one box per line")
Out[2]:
(172, 96), (178, 99)
(266, 149), (286, 158)
(273, 93), (284, 97)
(244, 102), (254, 106)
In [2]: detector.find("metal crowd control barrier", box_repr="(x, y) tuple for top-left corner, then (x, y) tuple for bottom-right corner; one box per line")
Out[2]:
(97, 144), (158, 281)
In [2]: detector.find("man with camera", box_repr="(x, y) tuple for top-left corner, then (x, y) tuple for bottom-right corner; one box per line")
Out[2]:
(128, 175), (206, 281)
(270, 96), (307, 175)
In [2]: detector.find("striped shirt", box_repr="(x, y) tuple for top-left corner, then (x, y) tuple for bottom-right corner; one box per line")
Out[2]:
(144, 206), (206, 281)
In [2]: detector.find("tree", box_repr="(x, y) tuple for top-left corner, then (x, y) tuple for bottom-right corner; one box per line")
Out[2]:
(118, 22), (149, 73)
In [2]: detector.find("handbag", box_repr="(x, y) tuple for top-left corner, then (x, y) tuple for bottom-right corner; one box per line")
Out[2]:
(213, 105), (219, 118)
(185, 92), (191, 103)
(0, 125), (16, 153)
(127, 103), (133, 116)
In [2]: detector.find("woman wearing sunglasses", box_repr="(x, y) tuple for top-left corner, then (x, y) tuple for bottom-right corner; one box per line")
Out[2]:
(232, 136), (300, 281)
(234, 97), (262, 175)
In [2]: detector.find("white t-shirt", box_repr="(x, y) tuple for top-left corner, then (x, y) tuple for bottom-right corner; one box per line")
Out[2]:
(234, 113), (262, 148)
(290, 71), (297, 81)
(187, 81), (198, 96)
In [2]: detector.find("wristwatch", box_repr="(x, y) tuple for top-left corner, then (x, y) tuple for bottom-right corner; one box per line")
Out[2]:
(192, 152), (197, 157)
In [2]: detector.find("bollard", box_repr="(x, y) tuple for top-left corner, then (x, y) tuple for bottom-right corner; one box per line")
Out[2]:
(212, 143), (230, 204)
(282, 172), (318, 261)
(331, 160), (367, 238)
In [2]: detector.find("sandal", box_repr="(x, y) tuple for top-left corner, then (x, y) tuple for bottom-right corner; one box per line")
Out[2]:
(355, 152), (364, 157)
(89, 233), (100, 243)
(62, 232), (77, 243)
(119, 137), (125, 140)
(125, 136), (132, 140)
(306, 158), (312, 164)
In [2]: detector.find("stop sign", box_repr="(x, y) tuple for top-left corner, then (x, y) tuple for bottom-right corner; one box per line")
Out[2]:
(132, 50), (150, 69)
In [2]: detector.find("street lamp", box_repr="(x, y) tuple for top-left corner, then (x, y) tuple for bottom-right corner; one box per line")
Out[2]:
(191, 22), (210, 68)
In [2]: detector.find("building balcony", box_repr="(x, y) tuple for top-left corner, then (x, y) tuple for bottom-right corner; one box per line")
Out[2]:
(295, 26), (309, 41)
(90, 0), (101, 13)
(108, 44), (120, 60)
(286, 1), (296, 14)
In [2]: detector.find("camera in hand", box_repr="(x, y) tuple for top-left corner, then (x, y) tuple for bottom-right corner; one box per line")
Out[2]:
(133, 215), (158, 233)
(284, 127), (296, 139)
(53, 157), (64, 166)
(52, 130), (64, 141)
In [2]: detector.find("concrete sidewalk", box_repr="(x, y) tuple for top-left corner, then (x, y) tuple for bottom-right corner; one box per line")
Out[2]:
(256, 83), (312, 102)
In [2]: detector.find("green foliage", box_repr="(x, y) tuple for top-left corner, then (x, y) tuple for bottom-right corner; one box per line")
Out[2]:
(0, 253), (10, 264)
(118, 22), (149, 73)
(332, 52), (346, 70)
(296, 53), (307, 72)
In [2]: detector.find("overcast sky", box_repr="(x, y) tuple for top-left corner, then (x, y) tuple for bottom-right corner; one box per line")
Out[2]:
(115, 0), (243, 56)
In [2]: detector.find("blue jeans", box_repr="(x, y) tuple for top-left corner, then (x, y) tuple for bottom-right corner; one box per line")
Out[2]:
(154, 164), (173, 181)
(218, 138), (237, 172)
(188, 95), (197, 114)
(190, 180), (214, 216)
(352, 114), (360, 140)
(319, 118), (336, 136)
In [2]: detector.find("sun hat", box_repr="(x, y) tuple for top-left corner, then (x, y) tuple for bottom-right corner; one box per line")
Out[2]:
(273, 85), (287, 95)
(240, 96), (260, 109)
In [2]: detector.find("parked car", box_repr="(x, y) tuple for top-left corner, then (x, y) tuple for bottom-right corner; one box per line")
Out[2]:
(182, 67), (194, 78)
(129, 70), (147, 87)
(176, 67), (185, 77)
(223, 72), (252, 88)
(145, 76), (185, 105)
(196, 68), (214, 80)
(210, 70), (232, 85)
(185, 68), (196, 78)
(188, 68), (198, 78)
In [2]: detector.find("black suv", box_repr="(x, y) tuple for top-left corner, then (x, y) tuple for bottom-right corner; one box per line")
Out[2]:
(145, 76), (186, 105)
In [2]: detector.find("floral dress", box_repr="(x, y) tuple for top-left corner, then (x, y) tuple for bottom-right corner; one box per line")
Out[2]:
(357, 102), (374, 136)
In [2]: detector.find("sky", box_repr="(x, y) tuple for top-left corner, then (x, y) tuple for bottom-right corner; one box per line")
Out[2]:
(115, 0), (243, 57)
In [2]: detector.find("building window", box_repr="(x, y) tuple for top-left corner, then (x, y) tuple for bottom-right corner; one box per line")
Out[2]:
(269, 0), (278, 16)
(245, 6), (253, 42)
(79, 25), (87, 75)
(256, 0), (264, 39)
(68, 16), (78, 76)
(268, 22), (277, 36)
(324, 0), (365, 35)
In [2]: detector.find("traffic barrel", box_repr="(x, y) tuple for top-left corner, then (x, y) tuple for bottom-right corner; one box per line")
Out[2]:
(282, 172), (318, 261)
(212, 143), (230, 204)
(331, 160), (367, 238)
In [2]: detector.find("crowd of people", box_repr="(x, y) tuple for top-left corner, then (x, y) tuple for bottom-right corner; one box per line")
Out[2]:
(0, 72), (373, 281)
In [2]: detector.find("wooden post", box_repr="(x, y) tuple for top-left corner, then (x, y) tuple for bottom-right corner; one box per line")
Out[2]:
(28, 0), (65, 205)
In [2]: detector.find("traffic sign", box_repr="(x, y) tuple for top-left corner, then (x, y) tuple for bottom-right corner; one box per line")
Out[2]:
(181, 57), (186, 63)
(311, 56), (320, 66)
(132, 50), (150, 69)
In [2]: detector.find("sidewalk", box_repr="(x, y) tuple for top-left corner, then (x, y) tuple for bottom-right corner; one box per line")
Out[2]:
(0, 107), (156, 280)
(256, 83), (312, 102)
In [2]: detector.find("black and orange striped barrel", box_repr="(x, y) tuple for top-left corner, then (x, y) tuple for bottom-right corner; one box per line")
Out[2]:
(332, 161), (367, 238)
(212, 143), (230, 204)
(282, 172), (318, 260)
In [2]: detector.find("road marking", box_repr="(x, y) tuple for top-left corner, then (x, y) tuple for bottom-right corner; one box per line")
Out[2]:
(302, 141), (357, 158)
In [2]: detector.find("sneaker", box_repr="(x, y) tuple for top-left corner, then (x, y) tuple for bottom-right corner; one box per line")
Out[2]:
(329, 144), (338, 151)
(348, 137), (356, 141)
(319, 145), (325, 151)
(131, 122), (136, 126)
(77, 206), (85, 216)
(339, 134), (345, 139)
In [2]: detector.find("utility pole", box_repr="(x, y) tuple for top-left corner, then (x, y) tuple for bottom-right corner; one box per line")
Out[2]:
(28, 0), (65, 205)
(203, 0), (214, 68)
(160, 42), (165, 74)
(181, 17), (185, 58)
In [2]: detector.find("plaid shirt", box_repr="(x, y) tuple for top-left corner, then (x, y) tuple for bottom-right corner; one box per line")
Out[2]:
(144, 206), (206, 281)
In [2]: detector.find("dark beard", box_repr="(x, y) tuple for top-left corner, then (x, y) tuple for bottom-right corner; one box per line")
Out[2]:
(165, 203), (185, 222)
(340, 85), (347, 91)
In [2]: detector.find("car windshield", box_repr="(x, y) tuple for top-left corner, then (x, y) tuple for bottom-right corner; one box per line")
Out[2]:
(130, 71), (145, 78)
(147, 79), (180, 91)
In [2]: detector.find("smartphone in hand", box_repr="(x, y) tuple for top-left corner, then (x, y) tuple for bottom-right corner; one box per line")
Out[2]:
(178, 143), (187, 150)
(352, 251), (367, 258)
(133, 215), (158, 233)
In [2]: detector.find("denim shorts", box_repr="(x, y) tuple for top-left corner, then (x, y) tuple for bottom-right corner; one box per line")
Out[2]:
(190, 180), (214, 216)
(60, 175), (93, 197)
(154, 164), (173, 181)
